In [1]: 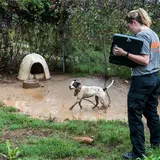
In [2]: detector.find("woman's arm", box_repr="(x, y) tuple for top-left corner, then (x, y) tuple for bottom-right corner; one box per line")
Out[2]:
(114, 46), (149, 66)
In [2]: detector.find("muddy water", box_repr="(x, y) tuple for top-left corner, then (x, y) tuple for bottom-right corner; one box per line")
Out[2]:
(1, 75), (160, 122)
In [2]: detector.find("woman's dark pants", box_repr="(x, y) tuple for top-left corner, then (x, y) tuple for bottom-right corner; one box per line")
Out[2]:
(128, 72), (160, 156)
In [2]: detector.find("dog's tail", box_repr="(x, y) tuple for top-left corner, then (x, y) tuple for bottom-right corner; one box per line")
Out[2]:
(103, 79), (114, 91)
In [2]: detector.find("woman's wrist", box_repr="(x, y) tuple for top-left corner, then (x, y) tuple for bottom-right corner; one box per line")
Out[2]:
(125, 52), (129, 58)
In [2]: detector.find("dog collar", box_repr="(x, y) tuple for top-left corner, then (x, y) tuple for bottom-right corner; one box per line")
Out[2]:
(74, 85), (82, 96)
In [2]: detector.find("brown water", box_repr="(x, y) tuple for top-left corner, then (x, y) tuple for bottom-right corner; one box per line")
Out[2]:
(1, 75), (160, 122)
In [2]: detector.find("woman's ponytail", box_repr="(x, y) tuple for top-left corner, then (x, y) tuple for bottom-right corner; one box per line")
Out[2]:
(137, 8), (152, 27)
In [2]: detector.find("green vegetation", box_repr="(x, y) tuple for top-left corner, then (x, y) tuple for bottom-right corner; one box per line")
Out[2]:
(0, 105), (159, 160)
(0, 0), (160, 77)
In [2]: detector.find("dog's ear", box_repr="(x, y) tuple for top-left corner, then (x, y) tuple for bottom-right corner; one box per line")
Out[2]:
(77, 82), (81, 87)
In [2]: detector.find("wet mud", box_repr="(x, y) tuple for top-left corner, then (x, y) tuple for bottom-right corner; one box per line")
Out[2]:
(1, 75), (160, 122)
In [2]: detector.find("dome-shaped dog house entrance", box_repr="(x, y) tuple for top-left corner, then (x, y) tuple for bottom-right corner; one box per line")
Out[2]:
(17, 53), (51, 81)
(30, 62), (45, 79)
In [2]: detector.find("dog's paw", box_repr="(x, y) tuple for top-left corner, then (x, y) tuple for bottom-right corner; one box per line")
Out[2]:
(92, 105), (97, 109)
(92, 106), (100, 110)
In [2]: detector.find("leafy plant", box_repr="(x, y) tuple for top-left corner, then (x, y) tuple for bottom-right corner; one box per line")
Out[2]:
(137, 155), (160, 160)
(6, 140), (20, 160)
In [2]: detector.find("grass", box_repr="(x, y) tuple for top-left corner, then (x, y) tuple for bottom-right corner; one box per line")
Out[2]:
(0, 104), (159, 160)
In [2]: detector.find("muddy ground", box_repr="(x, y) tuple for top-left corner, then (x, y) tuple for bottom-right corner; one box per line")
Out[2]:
(1, 74), (160, 122)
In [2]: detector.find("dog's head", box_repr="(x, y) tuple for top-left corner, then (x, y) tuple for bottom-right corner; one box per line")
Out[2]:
(69, 80), (81, 90)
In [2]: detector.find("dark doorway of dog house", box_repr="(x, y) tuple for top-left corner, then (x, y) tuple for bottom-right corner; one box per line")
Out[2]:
(31, 63), (44, 74)
(30, 63), (45, 79)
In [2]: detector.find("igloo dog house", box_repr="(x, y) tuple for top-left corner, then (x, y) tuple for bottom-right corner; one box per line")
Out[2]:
(17, 53), (51, 81)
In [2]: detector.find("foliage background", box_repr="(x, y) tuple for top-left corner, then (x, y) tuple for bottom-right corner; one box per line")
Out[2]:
(0, 0), (160, 77)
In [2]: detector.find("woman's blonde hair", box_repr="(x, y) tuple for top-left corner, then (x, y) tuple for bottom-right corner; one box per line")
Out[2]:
(126, 8), (152, 27)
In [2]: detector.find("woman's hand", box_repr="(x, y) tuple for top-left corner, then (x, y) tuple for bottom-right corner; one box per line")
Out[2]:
(113, 46), (149, 65)
(114, 46), (127, 56)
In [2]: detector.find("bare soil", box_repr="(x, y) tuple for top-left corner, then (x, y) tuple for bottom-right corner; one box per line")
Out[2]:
(1, 74), (160, 122)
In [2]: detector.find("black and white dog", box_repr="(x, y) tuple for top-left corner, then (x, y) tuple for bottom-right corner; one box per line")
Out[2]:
(69, 79), (114, 112)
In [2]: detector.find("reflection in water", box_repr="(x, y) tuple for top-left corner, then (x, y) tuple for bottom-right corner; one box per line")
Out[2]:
(57, 106), (108, 121)
(72, 110), (106, 121)
(23, 88), (45, 100)
(3, 100), (27, 111)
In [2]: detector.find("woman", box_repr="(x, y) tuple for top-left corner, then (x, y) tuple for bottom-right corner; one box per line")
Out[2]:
(114, 8), (160, 159)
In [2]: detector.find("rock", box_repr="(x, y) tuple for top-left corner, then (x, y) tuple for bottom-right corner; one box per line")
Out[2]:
(73, 136), (94, 144)
(124, 80), (129, 84)
(41, 84), (44, 87)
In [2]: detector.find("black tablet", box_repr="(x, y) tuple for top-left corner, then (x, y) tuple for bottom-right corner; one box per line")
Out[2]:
(109, 34), (143, 68)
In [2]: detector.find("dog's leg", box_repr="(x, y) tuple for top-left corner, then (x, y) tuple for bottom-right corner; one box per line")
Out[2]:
(70, 101), (79, 110)
(79, 99), (83, 109)
(99, 98), (107, 113)
(106, 91), (111, 107)
(83, 98), (96, 106)
(70, 97), (83, 110)
(102, 102), (107, 113)
(104, 91), (111, 113)
(92, 96), (99, 109)
(104, 103), (108, 113)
